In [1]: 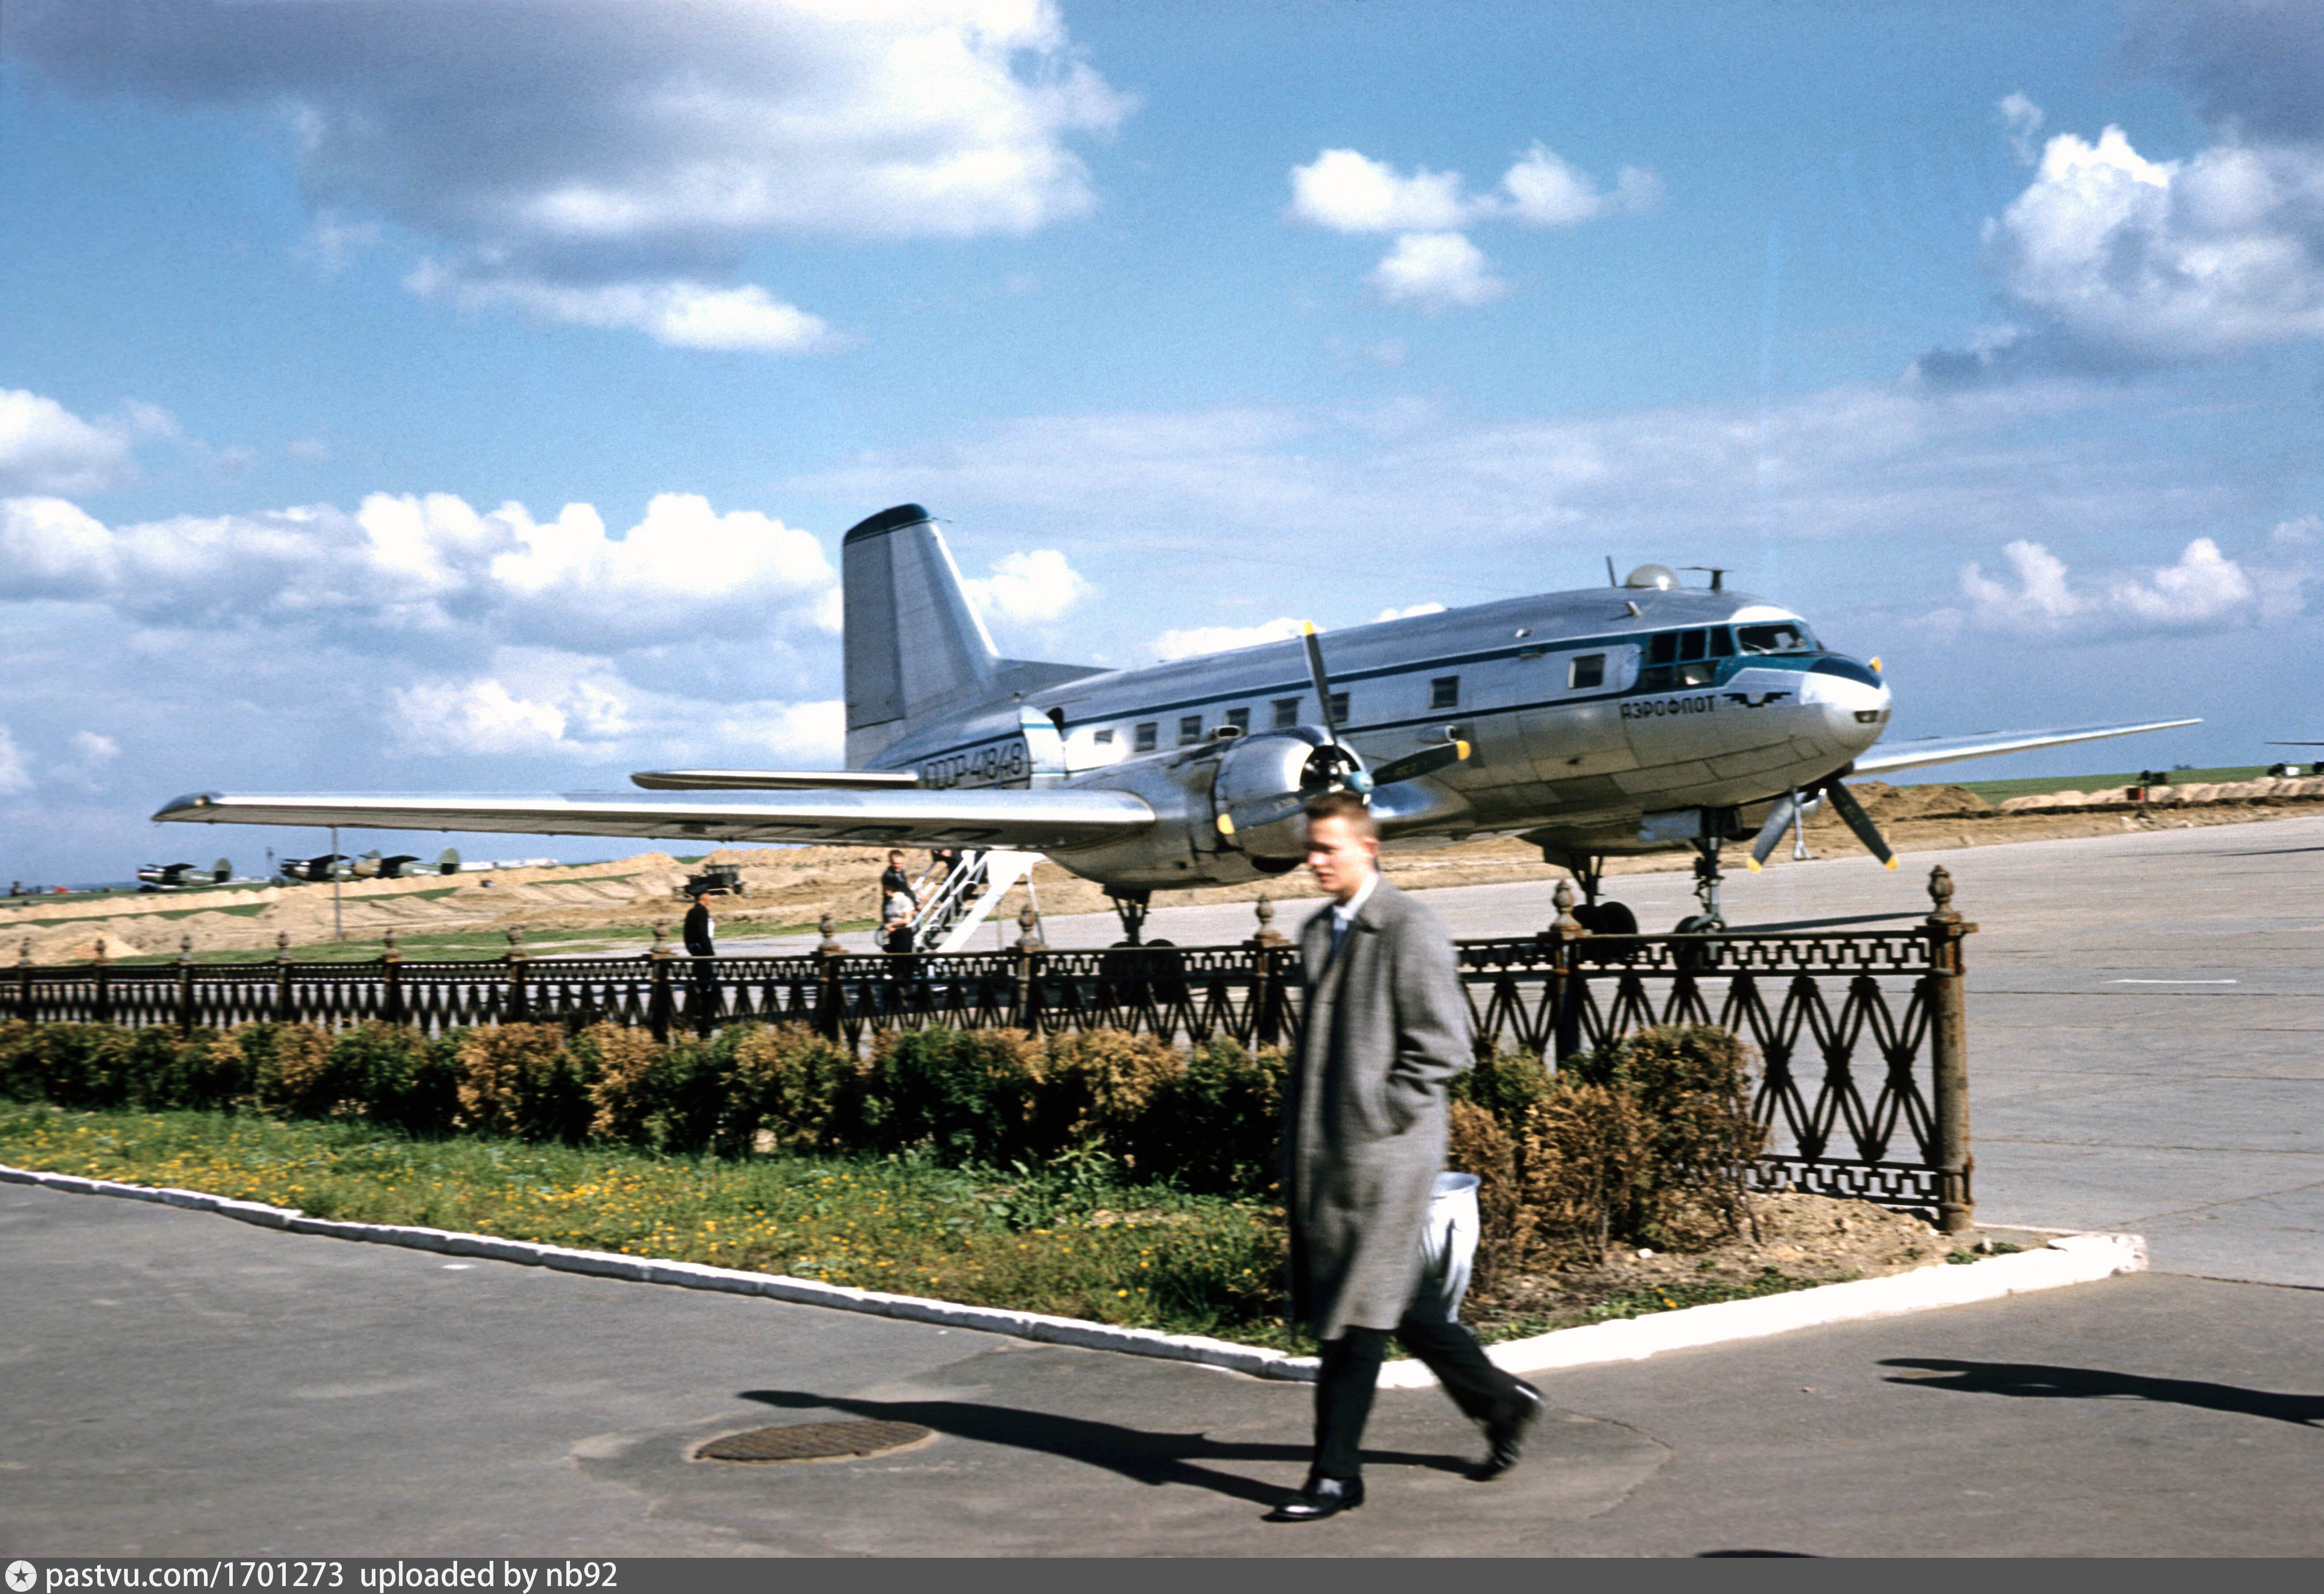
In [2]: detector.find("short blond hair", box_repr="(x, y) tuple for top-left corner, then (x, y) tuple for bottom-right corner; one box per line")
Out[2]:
(1302, 789), (1377, 839)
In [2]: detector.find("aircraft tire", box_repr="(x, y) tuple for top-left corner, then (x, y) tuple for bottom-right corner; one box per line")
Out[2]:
(1595, 900), (1639, 936)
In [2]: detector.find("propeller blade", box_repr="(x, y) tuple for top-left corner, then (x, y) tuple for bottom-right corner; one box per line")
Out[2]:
(1820, 778), (1899, 870)
(1366, 740), (1469, 787)
(1746, 789), (1801, 873)
(1216, 789), (1313, 838)
(1301, 621), (1339, 744)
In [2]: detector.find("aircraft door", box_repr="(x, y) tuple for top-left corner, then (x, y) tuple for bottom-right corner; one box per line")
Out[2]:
(1020, 706), (1067, 789)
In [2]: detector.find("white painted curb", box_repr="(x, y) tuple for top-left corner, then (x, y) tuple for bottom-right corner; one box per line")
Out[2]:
(0, 1162), (2142, 1388)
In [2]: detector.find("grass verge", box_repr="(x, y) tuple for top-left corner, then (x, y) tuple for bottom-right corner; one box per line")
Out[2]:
(0, 1100), (1294, 1346)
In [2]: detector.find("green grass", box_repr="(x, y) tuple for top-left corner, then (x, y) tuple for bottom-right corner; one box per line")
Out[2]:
(0, 1101), (1292, 1344)
(1906, 764), (2279, 803)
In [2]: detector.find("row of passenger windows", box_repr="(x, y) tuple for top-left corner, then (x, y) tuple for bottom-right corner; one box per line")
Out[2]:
(1077, 627), (1790, 751)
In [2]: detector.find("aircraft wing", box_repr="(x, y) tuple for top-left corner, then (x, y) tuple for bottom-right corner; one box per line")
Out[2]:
(629, 769), (919, 790)
(1854, 718), (2200, 778)
(151, 787), (1153, 851)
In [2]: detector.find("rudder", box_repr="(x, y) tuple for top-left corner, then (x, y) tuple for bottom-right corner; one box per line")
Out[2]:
(843, 504), (1000, 765)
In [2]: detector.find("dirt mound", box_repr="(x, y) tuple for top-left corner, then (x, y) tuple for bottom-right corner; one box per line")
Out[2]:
(1828, 782), (1990, 822)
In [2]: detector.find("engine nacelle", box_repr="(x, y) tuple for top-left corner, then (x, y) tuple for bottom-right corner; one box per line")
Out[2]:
(1046, 728), (1342, 891)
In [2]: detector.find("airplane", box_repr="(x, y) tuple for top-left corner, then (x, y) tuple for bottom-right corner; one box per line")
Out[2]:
(156, 503), (2199, 941)
(136, 858), (231, 891)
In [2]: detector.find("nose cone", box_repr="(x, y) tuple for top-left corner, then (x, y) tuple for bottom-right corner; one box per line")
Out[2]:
(1800, 656), (1892, 757)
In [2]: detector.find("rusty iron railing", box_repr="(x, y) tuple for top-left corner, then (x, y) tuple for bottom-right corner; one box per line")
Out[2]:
(7, 869), (1977, 1227)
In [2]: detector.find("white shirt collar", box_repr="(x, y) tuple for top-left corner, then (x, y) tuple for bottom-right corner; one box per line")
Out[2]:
(1331, 872), (1378, 928)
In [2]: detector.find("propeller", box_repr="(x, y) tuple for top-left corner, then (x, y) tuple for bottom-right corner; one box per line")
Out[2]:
(1746, 777), (1897, 872)
(1214, 621), (1470, 838)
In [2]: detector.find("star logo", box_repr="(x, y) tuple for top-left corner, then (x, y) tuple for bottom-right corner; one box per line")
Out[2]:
(8, 1560), (38, 1593)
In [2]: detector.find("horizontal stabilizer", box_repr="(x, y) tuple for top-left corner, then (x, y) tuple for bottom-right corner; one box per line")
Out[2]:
(154, 788), (1153, 853)
(1855, 718), (2199, 778)
(630, 769), (918, 791)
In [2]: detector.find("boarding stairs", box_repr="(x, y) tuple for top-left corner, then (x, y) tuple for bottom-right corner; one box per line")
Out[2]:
(909, 848), (1043, 953)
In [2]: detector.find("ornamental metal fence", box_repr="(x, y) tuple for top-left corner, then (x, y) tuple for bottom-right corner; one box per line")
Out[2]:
(6, 868), (1978, 1228)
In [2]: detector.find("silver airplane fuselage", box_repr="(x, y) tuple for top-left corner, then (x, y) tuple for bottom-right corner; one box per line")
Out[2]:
(868, 583), (1892, 892)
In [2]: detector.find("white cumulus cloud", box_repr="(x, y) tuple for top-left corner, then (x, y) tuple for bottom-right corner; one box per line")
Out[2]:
(962, 548), (1095, 623)
(1960, 536), (2259, 631)
(0, 389), (136, 495)
(1375, 601), (1447, 622)
(0, 725), (32, 796)
(1368, 232), (1506, 312)
(1151, 617), (1306, 661)
(1290, 141), (1658, 314)
(13, 0), (1130, 351)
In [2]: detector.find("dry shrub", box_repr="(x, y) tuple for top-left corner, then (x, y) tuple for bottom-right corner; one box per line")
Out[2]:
(575, 1022), (668, 1144)
(454, 1023), (571, 1137)
(1517, 1082), (1650, 1264)
(1560, 1024), (1764, 1248)
(1032, 1030), (1181, 1166)
(255, 1024), (336, 1118)
(720, 1023), (857, 1156)
(1447, 1098), (1519, 1289)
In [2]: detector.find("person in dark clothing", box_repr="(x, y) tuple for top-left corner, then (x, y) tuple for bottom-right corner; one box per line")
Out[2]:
(681, 891), (716, 957)
(878, 850), (916, 913)
(1267, 790), (1540, 1524)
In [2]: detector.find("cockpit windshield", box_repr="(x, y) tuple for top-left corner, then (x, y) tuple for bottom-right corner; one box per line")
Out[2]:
(1734, 621), (1815, 656)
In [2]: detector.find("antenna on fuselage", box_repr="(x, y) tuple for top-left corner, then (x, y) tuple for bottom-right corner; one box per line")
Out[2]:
(1604, 556), (1618, 587)
(1683, 566), (1730, 593)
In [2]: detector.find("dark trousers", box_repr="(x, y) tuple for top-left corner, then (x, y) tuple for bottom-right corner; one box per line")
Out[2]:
(1312, 1314), (1520, 1479)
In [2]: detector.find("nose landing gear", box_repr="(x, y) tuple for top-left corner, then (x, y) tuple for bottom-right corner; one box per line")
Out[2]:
(1673, 839), (1728, 935)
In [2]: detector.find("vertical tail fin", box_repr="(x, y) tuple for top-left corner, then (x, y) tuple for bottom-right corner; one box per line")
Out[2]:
(843, 504), (999, 765)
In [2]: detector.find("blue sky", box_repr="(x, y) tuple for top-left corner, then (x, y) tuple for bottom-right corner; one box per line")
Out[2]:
(4, 0), (2321, 882)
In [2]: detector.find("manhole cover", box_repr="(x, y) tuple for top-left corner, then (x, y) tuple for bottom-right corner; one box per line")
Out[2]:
(694, 1420), (935, 1463)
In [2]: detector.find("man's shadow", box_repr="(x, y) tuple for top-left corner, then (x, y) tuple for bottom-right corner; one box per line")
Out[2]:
(1880, 1360), (2324, 1426)
(738, 1388), (1475, 1506)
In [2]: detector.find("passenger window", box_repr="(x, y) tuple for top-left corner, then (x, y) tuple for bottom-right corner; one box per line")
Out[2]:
(1094, 729), (1114, 745)
(1647, 632), (1679, 665)
(1272, 697), (1301, 729)
(1430, 676), (1459, 710)
(1328, 691), (1349, 724)
(1569, 654), (1605, 690)
(1707, 626), (1734, 658)
(1134, 722), (1157, 752)
(1178, 714), (1203, 745)
(1226, 706), (1251, 733)
(1678, 630), (1706, 662)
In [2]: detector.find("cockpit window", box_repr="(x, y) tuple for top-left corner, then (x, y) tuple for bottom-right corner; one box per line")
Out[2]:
(1735, 622), (1813, 655)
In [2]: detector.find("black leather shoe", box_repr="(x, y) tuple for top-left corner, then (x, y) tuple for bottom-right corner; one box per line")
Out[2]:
(1265, 1474), (1365, 1522)
(1475, 1381), (1543, 1479)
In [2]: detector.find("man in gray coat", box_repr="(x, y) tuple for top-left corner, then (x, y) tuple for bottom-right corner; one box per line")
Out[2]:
(1268, 790), (1541, 1523)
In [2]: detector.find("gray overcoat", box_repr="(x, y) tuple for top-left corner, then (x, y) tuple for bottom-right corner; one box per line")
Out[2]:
(1283, 876), (1474, 1339)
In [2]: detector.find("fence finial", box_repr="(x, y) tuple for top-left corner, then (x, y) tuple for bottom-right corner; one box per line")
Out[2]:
(275, 930), (292, 963)
(817, 912), (842, 956)
(179, 934), (194, 965)
(1926, 864), (1960, 925)
(651, 922), (670, 960)
(506, 924), (527, 963)
(1250, 893), (1288, 948)
(19, 935), (31, 967)
(1016, 901), (1045, 953)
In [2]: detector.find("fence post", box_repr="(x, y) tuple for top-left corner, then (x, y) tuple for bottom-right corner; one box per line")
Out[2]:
(275, 932), (294, 1022)
(91, 934), (110, 1025)
(177, 935), (196, 1037)
(505, 926), (529, 1023)
(381, 928), (404, 1027)
(814, 914), (845, 1044)
(647, 922), (673, 1043)
(1547, 878), (1587, 1064)
(1012, 904), (1045, 1031)
(1248, 894), (1288, 1046)
(1923, 865), (1978, 1234)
